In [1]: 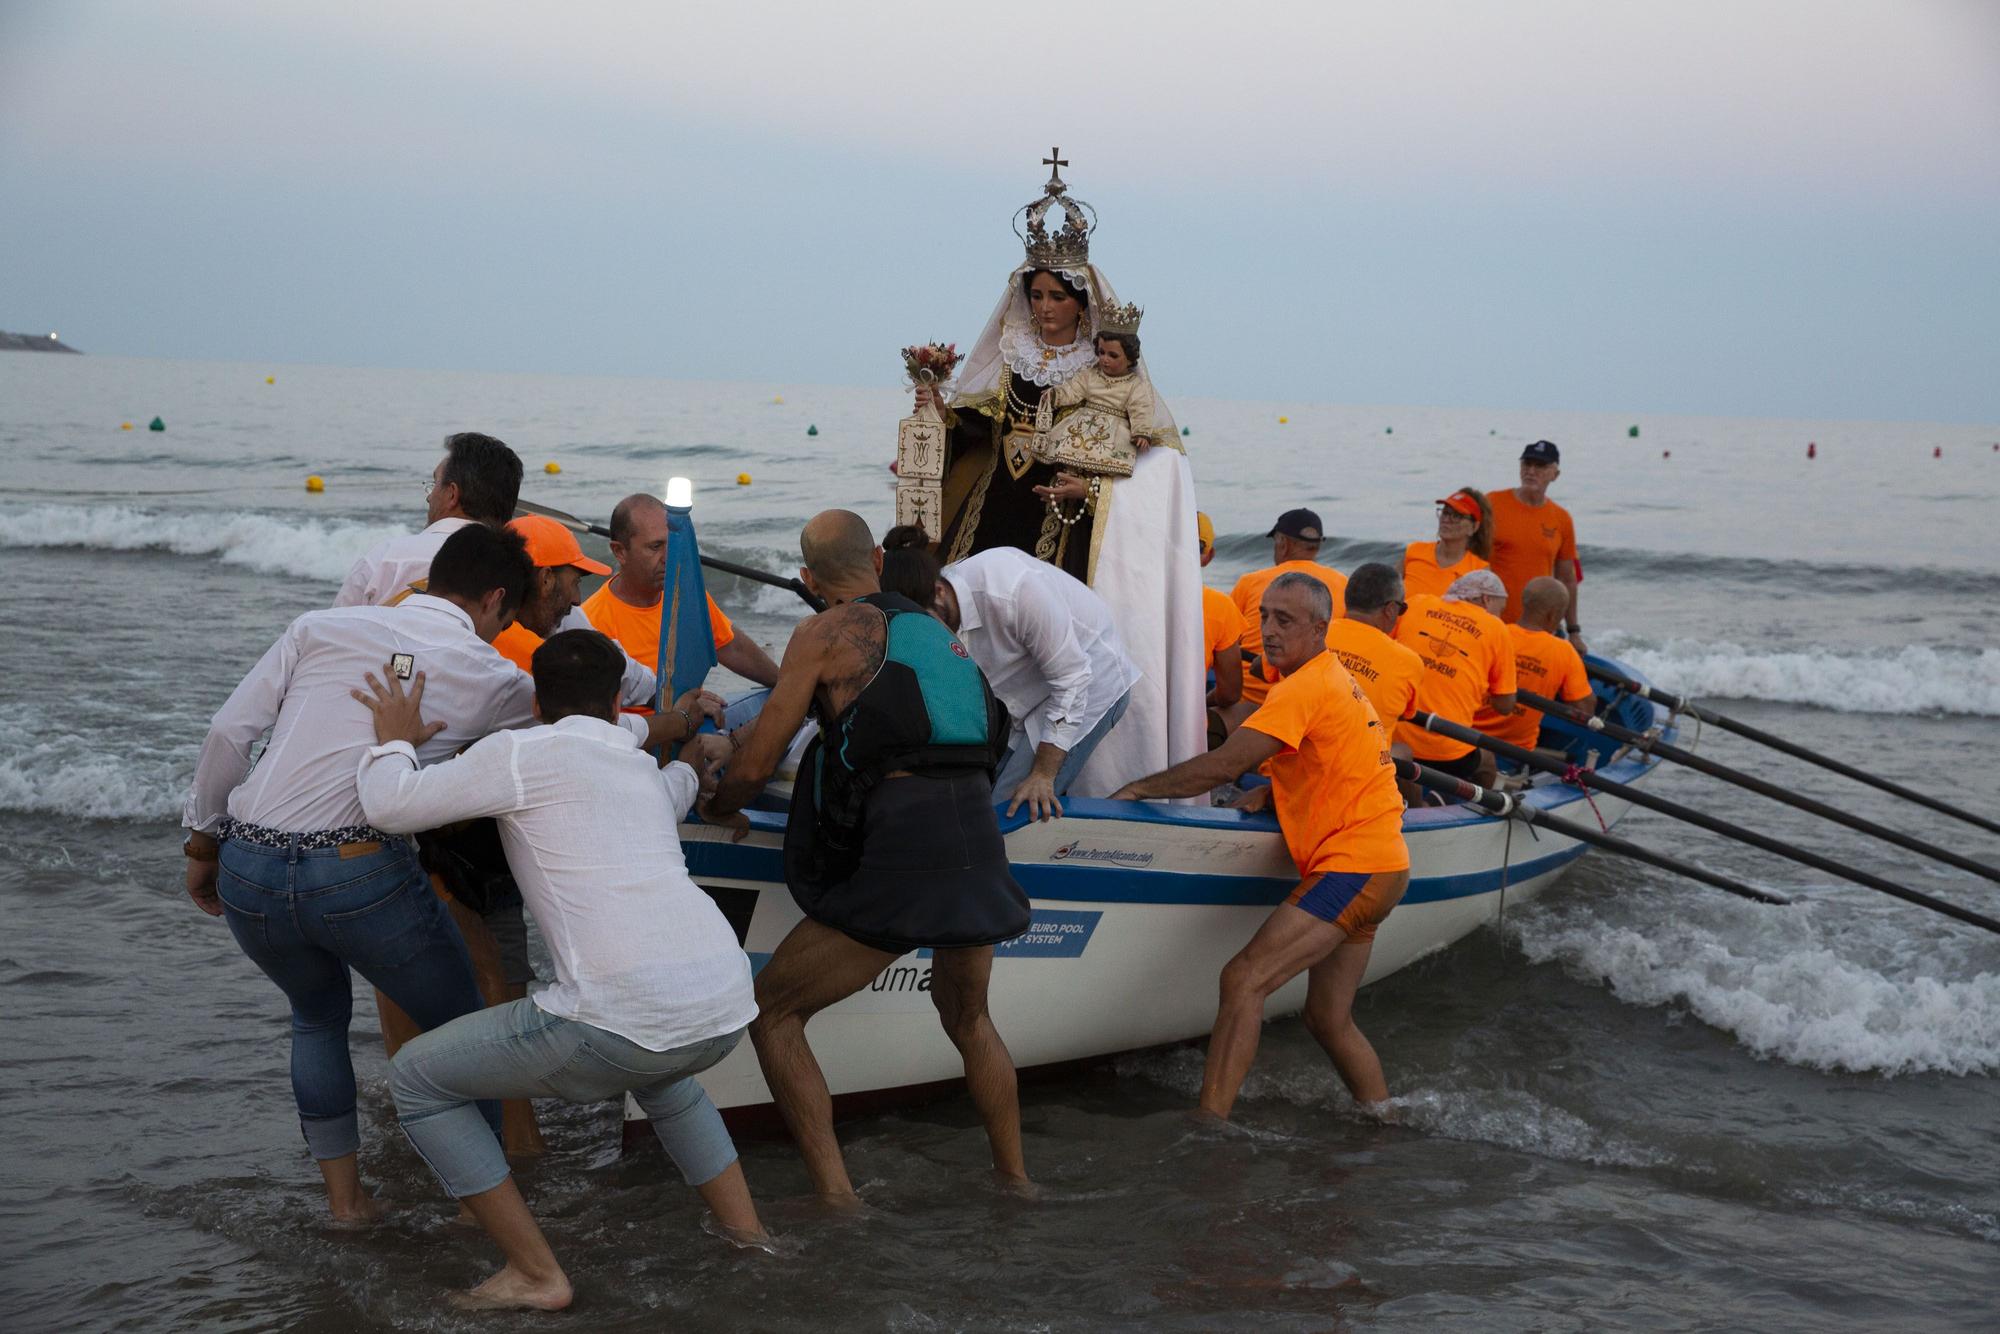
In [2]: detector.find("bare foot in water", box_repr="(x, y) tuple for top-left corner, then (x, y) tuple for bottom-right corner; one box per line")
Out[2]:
(701, 1212), (778, 1253)
(990, 1170), (1043, 1201)
(448, 1264), (573, 1313)
(327, 1193), (389, 1228)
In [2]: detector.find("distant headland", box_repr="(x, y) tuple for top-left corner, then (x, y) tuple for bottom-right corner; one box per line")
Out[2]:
(1, 330), (82, 353)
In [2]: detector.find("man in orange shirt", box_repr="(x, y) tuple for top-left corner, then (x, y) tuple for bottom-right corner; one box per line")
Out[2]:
(1395, 569), (1517, 788)
(1114, 573), (1410, 1118)
(581, 493), (781, 694)
(1323, 563), (1424, 730)
(1487, 440), (1581, 643)
(492, 516), (611, 671)
(1227, 508), (1346, 719)
(1475, 575), (1593, 753)
(1196, 512), (1245, 746)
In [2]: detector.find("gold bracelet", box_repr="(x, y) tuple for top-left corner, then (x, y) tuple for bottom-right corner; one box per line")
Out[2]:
(673, 705), (697, 739)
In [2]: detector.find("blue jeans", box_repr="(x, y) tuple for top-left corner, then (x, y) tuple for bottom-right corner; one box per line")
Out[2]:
(994, 688), (1132, 798)
(391, 999), (744, 1198)
(217, 836), (499, 1160)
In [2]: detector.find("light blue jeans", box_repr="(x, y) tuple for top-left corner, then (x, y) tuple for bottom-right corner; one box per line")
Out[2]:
(994, 689), (1132, 799)
(391, 998), (744, 1198)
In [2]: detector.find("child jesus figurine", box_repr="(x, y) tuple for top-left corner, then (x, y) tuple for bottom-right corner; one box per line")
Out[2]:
(1032, 302), (1162, 491)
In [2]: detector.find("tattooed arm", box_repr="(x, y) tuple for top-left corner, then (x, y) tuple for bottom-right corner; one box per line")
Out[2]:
(701, 604), (885, 824)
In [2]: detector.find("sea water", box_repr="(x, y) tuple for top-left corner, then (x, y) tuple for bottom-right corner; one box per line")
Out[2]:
(2, 354), (1996, 1329)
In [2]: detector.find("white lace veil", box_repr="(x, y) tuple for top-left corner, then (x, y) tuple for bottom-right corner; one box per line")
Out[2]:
(949, 260), (1179, 439)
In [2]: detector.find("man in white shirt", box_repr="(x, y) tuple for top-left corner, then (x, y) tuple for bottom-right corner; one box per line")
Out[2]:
(182, 524), (718, 1227)
(904, 545), (1140, 819)
(355, 629), (759, 1313)
(333, 431), (523, 607)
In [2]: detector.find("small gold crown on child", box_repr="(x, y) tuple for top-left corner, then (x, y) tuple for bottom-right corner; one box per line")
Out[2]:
(1097, 301), (1143, 335)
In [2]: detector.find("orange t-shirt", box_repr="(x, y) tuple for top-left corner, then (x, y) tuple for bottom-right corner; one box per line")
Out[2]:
(580, 582), (736, 670)
(1393, 594), (1518, 761)
(492, 621), (541, 673)
(1402, 541), (1490, 600)
(1475, 624), (1591, 750)
(1486, 490), (1577, 622)
(1323, 618), (1424, 727)
(1243, 650), (1409, 876)
(1230, 561), (1348, 706)
(1202, 586), (1246, 660)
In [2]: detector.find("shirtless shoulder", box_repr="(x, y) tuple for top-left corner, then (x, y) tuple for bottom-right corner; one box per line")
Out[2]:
(788, 602), (886, 718)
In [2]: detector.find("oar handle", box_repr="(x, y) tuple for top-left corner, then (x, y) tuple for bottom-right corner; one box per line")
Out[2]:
(1409, 710), (2000, 937)
(1518, 689), (2000, 885)
(1586, 665), (2000, 839)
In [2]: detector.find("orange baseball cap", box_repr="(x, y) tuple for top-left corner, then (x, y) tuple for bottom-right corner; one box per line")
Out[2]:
(1196, 511), (1215, 554)
(508, 514), (611, 575)
(1437, 490), (1481, 519)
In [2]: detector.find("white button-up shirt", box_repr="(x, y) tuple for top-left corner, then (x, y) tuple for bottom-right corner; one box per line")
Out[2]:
(183, 594), (645, 835)
(334, 516), (474, 607)
(943, 548), (1141, 752)
(356, 716), (757, 1052)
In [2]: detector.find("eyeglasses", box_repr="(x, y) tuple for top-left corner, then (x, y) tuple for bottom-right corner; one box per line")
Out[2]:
(1387, 599), (1409, 616)
(422, 478), (437, 496)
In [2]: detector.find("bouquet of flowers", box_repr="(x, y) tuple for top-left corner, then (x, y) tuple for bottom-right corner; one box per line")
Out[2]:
(900, 341), (961, 390)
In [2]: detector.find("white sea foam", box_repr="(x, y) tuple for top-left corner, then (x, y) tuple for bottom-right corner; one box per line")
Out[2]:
(1112, 1044), (1667, 1167)
(1511, 901), (2000, 1077)
(0, 737), (191, 822)
(0, 503), (407, 584)
(1595, 631), (2000, 717)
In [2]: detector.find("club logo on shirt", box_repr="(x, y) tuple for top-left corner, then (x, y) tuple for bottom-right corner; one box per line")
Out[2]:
(390, 653), (415, 681)
(950, 641), (970, 659)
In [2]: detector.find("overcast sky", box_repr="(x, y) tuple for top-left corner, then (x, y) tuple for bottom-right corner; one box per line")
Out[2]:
(3, 0), (1996, 421)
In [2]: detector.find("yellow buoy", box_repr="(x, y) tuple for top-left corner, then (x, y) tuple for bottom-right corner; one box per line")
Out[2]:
(1278, 415), (1289, 424)
(544, 461), (561, 474)
(736, 472), (752, 486)
(305, 475), (325, 493)
(772, 395), (784, 405)
(120, 421), (133, 430)
(265, 375), (275, 385)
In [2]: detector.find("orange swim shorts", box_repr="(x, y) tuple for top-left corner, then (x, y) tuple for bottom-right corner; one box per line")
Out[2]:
(1285, 868), (1411, 944)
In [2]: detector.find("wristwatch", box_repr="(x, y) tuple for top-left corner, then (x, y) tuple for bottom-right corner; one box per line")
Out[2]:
(183, 833), (220, 862)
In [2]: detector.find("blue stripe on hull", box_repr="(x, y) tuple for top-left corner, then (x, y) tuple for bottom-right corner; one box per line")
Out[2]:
(684, 837), (1590, 908)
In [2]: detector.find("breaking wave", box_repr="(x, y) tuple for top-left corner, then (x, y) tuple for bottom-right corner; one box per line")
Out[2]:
(1593, 633), (2000, 717)
(1511, 901), (2000, 1077)
(0, 503), (405, 584)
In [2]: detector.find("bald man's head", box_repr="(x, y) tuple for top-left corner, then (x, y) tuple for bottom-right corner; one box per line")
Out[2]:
(799, 510), (880, 596)
(1521, 576), (1569, 620)
(608, 493), (666, 547)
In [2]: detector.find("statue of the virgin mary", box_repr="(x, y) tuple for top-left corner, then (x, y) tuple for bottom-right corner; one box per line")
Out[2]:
(929, 153), (1206, 797)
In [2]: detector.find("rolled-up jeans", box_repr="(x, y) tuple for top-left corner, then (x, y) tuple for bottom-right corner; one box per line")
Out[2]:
(392, 998), (745, 1199)
(217, 835), (500, 1160)
(994, 688), (1132, 799)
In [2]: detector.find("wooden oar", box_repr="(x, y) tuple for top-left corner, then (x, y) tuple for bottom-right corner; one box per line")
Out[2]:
(1521, 689), (2000, 886)
(1399, 759), (1792, 906)
(1407, 710), (2000, 937)
(514, 498), (826, 612)
(1588, 663), (2000, 839)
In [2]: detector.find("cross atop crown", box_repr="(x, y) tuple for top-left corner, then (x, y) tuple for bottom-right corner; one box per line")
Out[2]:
(1014, 149), (1094, 269)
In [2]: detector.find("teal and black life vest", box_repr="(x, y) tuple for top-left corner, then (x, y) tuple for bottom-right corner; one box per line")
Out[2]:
(801, 592), (1006, 860)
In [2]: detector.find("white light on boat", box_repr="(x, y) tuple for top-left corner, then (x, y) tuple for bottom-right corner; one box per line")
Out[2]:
(665, 476), (693, 508)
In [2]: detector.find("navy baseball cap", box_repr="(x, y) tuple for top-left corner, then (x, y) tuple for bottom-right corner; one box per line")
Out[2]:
(1266, 508), (1324, 541)
(1521, 440), (1561, 464)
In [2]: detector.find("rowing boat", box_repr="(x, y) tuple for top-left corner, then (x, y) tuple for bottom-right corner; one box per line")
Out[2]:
(621, 657), (1667, 1140)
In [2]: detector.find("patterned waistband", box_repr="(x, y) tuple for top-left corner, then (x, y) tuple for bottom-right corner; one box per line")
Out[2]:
(220, 818), (403, 851)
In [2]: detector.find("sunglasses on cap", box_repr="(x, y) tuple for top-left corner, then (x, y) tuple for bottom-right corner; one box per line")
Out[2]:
(1435, 503), (1475, 519)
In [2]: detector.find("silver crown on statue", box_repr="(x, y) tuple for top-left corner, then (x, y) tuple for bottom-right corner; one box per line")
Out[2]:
(1013, 147), (1096, 269)
(1097, 300), (1143, 335)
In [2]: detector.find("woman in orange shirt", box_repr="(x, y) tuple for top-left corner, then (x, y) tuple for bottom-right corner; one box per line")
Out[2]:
(1402, 488), (1492, 599)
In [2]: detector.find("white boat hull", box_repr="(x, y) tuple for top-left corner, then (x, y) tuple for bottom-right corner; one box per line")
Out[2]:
(627, 683), (1661, 1123)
